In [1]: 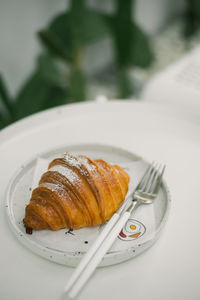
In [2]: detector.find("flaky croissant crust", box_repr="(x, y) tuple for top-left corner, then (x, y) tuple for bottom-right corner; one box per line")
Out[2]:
(23, 153), (130, 231)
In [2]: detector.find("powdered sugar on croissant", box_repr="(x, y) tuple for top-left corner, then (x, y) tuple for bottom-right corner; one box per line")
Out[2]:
(23, 153), (130, 231)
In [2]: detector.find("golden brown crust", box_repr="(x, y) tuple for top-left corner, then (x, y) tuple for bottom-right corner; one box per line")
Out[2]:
(23, 153), (130, 231)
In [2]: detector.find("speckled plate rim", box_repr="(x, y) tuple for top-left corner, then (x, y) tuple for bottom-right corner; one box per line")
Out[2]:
(5, 143), (171, 267)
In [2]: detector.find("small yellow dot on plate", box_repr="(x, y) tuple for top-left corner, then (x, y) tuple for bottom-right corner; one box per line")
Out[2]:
(130, 225), (136, 230)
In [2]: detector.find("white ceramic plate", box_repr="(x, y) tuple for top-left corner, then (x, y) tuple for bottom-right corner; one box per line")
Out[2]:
(5, 143), (170, 267)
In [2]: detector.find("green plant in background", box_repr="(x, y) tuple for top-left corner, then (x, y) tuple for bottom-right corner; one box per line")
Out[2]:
(104, 0), (153, 98)
(0, 75), (14, 128)
(0, 0), (154, 130)
(184, 0), (200, 37)
(38, 0), (110, 103)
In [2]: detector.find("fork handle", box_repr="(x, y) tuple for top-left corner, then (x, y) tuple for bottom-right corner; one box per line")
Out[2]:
(66, 203), (137, 299)
(64, 212), (119, 293)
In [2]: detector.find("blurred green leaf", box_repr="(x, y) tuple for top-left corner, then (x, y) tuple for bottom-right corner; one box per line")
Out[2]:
(38, 29), (71, 61)
(102, 0), (153, 98)
(117, 68), (133, 98)
(104, 0), (153, 69)
(0, 118), (4, 130)
(71, 0), (86, 10)
(39, 7), (109, 62)
(69, 68), (86, 102)
(184, 0), (200, 36)
(107, 18), (133, 67)
(130, 24), (154, 68)
(189, 0), (200, 15)
(37, 53), (67, 87)
(104, 0), (133, 67)
(69, 3), (109, 46)
(14, 72), (50, 119)
(0, 97), (9, 128)
(42, 13), (72, 57)
(183, 18), (197, 37)
(0, 74), (14, 120)
(14, 71), (68, 119)
(41, 86), (69, 110)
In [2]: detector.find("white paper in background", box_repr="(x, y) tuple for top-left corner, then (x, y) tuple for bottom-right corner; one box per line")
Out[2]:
(31, 158), (156, 252)
(141, 45), (200, 121)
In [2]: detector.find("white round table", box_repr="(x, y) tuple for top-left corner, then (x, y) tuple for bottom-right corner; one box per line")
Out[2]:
(0, 100), (199, 300)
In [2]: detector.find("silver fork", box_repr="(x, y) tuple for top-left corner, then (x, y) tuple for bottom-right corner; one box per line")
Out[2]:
(129, 162), (166, 210)
(64, 162), (165, 300)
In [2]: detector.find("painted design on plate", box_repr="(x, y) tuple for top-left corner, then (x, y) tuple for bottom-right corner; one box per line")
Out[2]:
(118, 219), (146, 241)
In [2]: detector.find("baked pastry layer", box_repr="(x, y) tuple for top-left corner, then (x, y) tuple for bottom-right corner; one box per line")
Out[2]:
(23, 153), (130, 231)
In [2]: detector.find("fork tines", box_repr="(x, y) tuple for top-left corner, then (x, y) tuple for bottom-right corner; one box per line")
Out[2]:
(137, 162), (165, 195)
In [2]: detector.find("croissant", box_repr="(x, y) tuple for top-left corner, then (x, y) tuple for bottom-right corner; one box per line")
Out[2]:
(23, 153), (130, 231)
